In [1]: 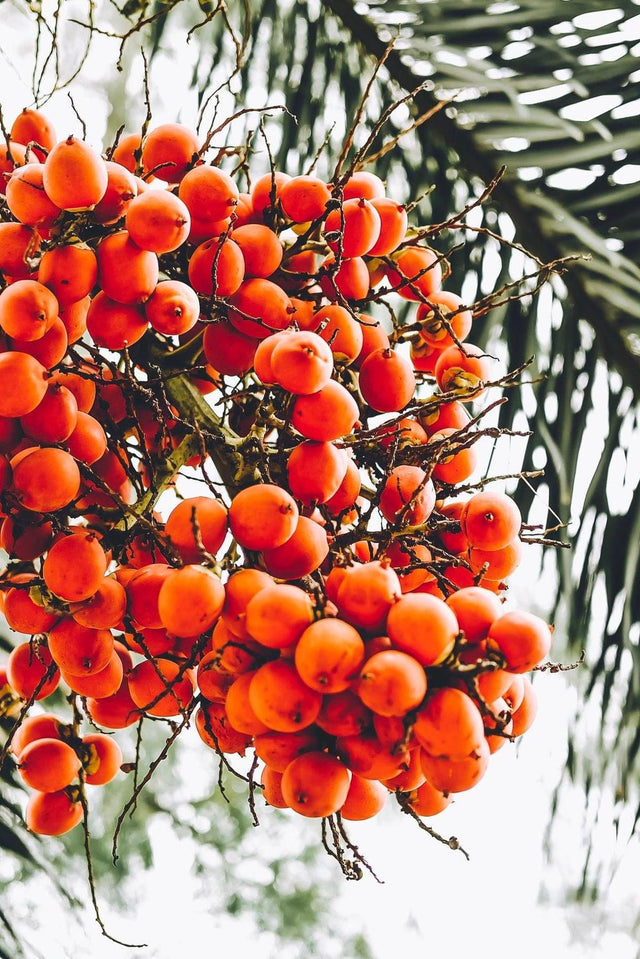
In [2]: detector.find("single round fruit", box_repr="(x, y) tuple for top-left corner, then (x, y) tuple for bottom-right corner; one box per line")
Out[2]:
(281, 751), (351, 818)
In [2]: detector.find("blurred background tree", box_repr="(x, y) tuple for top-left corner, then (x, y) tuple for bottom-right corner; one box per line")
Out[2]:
(1, 0), (640, 953)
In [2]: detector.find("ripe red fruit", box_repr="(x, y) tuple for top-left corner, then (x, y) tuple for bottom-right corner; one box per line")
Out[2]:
(141, 123), (200, 183)
(179, 164), (239, 219)
(414, 687), (485, 761)
(157, 565), (225, 638)
(387, 246), (442, 300)
(6, 642), (59, 700)
(229, 484), (299, 552)
(357, 649), (427, 717)
(249, 660), (323, 733)
(43, 136), (108, 211)
(379, 466), (436, 527)
(270, 330), (334, 395)
(262, 515), (329, 579)
(291, 380), (359, 442)
(435, 343), (492, 398)
(164, 496), (228, 563)
(26, 789), (83, 836)
(0, 280), (58, 341)
(358, 347), (416, 413)
(281, 752), (351, 818)
(335, 560), (402, 633)
(279, 175), (331, 222)
(462, 490), (522, 551)
(19, 738), (81, 792)
(287, 441), (348, 505)
(11, 108), (57, 157)
(128, 658), (195, 717)
(81, 734), (123, 785)
(245, 584), (314, 649)
(294, 618), (365, 693)
(42, 530), (107, 602)
(386, 593), (459, 666)
(12, 447), (81, 512)
(324, 198), (381, 258)
(487, 610), (552, 673)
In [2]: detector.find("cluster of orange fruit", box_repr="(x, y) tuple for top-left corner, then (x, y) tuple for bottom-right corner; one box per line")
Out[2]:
(0, 108), (550, 839)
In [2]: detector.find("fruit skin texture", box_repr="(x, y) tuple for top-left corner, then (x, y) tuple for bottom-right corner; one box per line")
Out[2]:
(281, 751), (351, 818)
(407, 778), (452, 817)
(12, 448), (81, 513)
(188, 236), (245, 298)
(97, 231), (159, 305)
(42, 530), (107, 602)
(245, 584), (314, 649)
(386, 593), (459, 666)
(261, 515), (329, 579)
(511, 677), (538, 736)
(81, 733), (123, 785)
(157, 565), (225, 637)
(229, 484), (298, 552)
(291, 381), (359, 442)
(9, 713), (66, 758)
(11, 108), (57, 157)
(358, 347), (416, 413)
(420, 738), (490, 794)
(414, 687), (485, 761)
(335, 561), (402, 633)
(38, 244), (98, 307)
(324, 198), (381, 258)
(279, 175), (330, 222)
(253, 729), (322, 772)
(434, 343), (491, 398)
(445, 586), (502, 643)
(164, 496), (228, 563)
(125, 190), (191, 254)
(144, 280), (200, 336)
(487, 610), (552, 673)
(0, 352), (48, 417)
(141, 123), (200, 183)
(249, 660), (323, 733)
(0, 279), (58, 341)
(387, 245), (442, 300)
(340, 774), (388, 821)
(462, 490), (522, 551)
(379, 466), (436, 527)
(43, 136), (108, 211)
(26, 789), (83, 836)
(128, 658), (195, 717)
(47, 618), (114, 676)
(270, 330), (333, 395)
(287, 440), (348, 505)
(19, 738), (81, 792)
(294, 618), (365, 693)
(6, 642), (60, 700)
(357, 649), (428, 717)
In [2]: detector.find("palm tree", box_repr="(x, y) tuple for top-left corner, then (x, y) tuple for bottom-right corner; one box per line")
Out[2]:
(218, 0), (640, 896)
(1, 0), (639, 938)
(147, 0), (640, 894)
